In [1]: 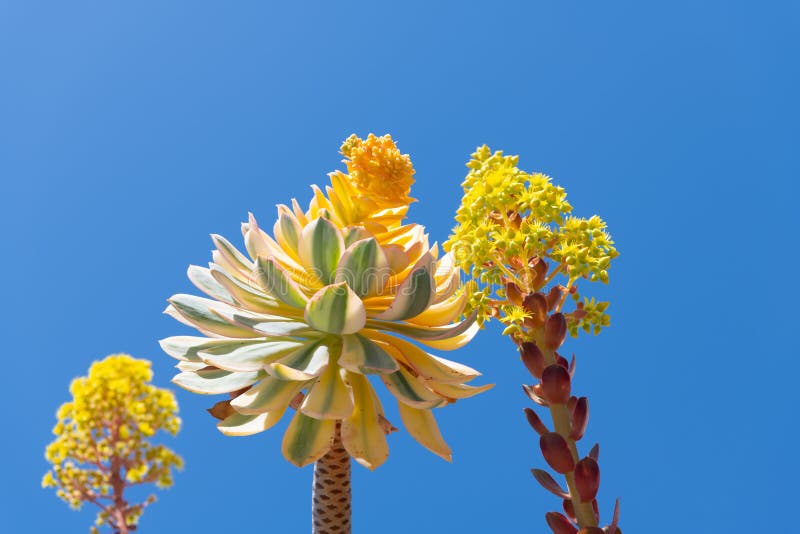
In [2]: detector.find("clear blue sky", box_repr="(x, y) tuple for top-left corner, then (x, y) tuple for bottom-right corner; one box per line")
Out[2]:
(2, 2), (798, 532)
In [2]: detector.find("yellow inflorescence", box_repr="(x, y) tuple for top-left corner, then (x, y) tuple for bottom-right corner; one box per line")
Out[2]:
(43, 354), (182, 531)
(340, 133), (416, 208)
(445, 145), (618, 337)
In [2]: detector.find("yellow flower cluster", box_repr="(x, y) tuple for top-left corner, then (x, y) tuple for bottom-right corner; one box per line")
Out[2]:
(339, 133), (416, 208)
(445, 146), (618, 338)
(43, 354), (183, 532)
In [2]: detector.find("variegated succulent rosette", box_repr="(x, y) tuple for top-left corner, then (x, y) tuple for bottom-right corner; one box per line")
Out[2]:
(160, 146), (490, 469)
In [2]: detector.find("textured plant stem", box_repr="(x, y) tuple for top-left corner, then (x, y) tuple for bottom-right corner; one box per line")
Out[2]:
(312, 424), (351, 534)
(540, 340), (598, 529)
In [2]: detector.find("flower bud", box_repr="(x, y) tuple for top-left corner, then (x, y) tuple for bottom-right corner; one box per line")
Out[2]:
(523, 292), (549, 327)
(540, 432), (575, 474)
(531, 259), (549, 289)
(546, 285), (563, 311)
(520, 342), (546, 378)
(524, 407), (549, 435)
(569, 397), (589, 440)
(541, 365), (571, 404)
(545, 313), (567, 349)
(562, 498), (576, 521)
(545, 511), (578, 534)
(505, 282), (523, 306)
(574, 457), (600, 501)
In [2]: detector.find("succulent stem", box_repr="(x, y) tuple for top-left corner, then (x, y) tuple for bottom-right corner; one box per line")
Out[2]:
(312, 423), (352, 534)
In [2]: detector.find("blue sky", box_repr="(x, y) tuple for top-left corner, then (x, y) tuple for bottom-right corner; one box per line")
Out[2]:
(2, 1), (798, 532)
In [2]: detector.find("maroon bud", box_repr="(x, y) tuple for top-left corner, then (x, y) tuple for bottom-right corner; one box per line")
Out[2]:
(545, 313), (568, 349)
(523, 292), (549, 326)
(577, 529), (604, 534)
(505, 282), (523, 306)
(531, 468), (569, 498)
(540, 432), (575, 474)
(567, 396), (578, 414)
(531, 259), (549, 289)
(545, 512), (578, 534)
(546, 285), (563, 311)
(524, 407), (549, 435)
(588, 443), (600, 461)
(562, 498), (576, 520)
(541, 364), (572, 404)
(523, 384), (549, 406)
(520, 342), (546, 378)
(574, 457), (601, 501)
(569, 397), (589, 440)
(555, 353), (570, 370)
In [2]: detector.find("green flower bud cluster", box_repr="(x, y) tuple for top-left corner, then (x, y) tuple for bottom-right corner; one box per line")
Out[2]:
(445, 146), (618, 338)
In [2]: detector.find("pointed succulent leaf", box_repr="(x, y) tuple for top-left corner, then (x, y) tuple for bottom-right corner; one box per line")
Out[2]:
(298, 216), (344, 284)
(367, 309), (478, 347)
(381, 365), (445, 409)
(370, 332), (480, 383)
(210, 264), (281, 311)
(199, 340), (304, 372)
(256, 257), (308, 308)
(304, 283), (366, 335)
(217, 408), (287, 436)
(172, 368), (265, 395)
(335, 238), (390, 297)
(300, 364), (354, 420)
(340, 334), (399, 374)
(282, 411), (336, 467)
(425, 380), (494, 400)
(268, 342), (330, 381)
(230, 375), (308, 414)
(274, 212), (302, 257)
(341, 372), (389, 470)
(187, 265), (235, 305)
(159, 336), (260, 363)
(397, 403), (452, 461)
(166, 295), (256, 338)
(374, 252), (436, 321)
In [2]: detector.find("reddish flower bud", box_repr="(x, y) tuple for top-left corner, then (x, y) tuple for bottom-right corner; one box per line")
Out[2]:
(541, 364), (572, 404)
(546, 285), (563, 311)
(555, 352), (570, 369)
(562, 498), (576, 520)
(505, 282), (523, 306)
(520, 341), (546, 378)
(532, 259), (549, 289)
(545, 313), (567, 349)
(531, 468), (569, 498)
(567, 395), (578, 413)
(569, 397), (589, 441)
(523, 384), (549, 406)
(588, 443), (600, 461)
(523, 292), (549, 326)
(540, 432), (575, 474)
(574, 457), (601, 502)
(524, 407), (549, 435)
(545, 512), (578, 534)
(577, 528), (604, 534)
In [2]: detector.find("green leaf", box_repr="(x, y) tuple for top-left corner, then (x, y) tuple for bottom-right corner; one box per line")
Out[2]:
(335, 238), (390, 297)
(282, 411), (336, 467)
(172, 368), (264, 395)
(341, 372), (389, 470)
(160, 336), (263, 363)
(304, 283), (366, 335)
(268, 342), (330, 381)
(374, 253), (435, 321)
(298, 216), (344, 284)
(230, 375), (308, 414)
(217, 408), (287, 436)
(381, 365), (445, 409)
(199, 340), (305, 372)
(165, 294), (257, 338)
(187, 265), (236, 305)
(300, 363), (354, 419)
(275, 213), (302, 257)
(255, 257), (308, 308)
(339, 334), (399, 374)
